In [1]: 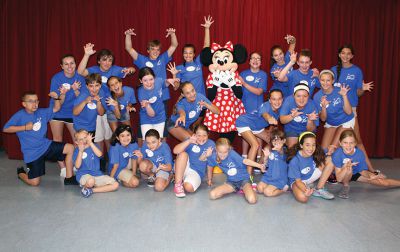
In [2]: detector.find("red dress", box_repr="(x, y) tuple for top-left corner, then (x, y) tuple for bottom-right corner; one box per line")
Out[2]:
(204, 72), (246, 132)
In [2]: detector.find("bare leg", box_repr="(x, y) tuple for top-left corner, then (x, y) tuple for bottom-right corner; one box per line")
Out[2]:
(169, 127), (192, 141)
(241, 131), (260, 175)
(209, 183), (235, 200)
(242, 183), (257, 204)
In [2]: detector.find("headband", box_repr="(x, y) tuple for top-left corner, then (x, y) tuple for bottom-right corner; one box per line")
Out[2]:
(293, 83), (310, 94)
(298, 131), (316, 143)
(319, 69), (335, 79)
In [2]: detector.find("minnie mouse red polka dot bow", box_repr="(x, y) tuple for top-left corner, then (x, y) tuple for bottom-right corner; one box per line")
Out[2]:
(211, 41), (233, 53)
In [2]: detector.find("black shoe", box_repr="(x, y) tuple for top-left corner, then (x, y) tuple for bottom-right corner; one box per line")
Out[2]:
(100, 159), (107, 173)
(17, 166), (26, 175)
(64, 176), (79, 185)
(147, 175), (156, 187)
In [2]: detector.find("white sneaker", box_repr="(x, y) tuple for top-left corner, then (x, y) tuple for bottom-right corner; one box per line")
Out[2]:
(312, 188), (335, 200)
(60, 168), (66, 177)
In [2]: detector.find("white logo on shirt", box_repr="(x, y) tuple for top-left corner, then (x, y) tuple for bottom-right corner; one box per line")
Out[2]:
(145, 149), (154, 157)
(156, 156), (164, 163)
(120, 104), (125, 110)
(268, 153), (277, 161)
(186, 66), (195, 72)
(255, 77), (261, 83)
(145, 62), (154, 68)
(62, 83), (71, 90)
(148, 96), (157, 104)
(310, 78), (316, 87)
(101, 76), (108, 84)
(301, 167), (311, 174)
(32, 117), (42, 131)
(87, 102), (97, 110)
(188, 110), (196, 119)
(82, 152), (87, 159)
(346, 74), (355, 81)
(332, 97), (341, 107)
(342, 158), (351, 164)
(123, 152), (129, 158)
(191, 145), (200, 153)
(245, 75), (255, 82)
(293, 116), (302, 123)
(157, 60), (161, 66)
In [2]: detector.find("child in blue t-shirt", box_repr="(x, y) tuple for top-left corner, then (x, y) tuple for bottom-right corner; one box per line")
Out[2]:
(167, 15), (214, 97)
(3, 91), (77, 186)
(168, 82), (219, 141)
(279, 83), (319, 148)
(287, 132), (334, 203)
(205, 138), (264, 204)
(77, 45), (135, 152)
(137, 129), (173, 192)
(108, 124), (140, 188)
(257, 129), (289, 197)
(73, 129), (119, 197)
(106, 76), (137, 132)
(278, 49), (320, 97)
(331, 130), (400, 199)
(73, 74), (112, 135)
(172, 124), (216, 197)
(270, 34), (296, 96)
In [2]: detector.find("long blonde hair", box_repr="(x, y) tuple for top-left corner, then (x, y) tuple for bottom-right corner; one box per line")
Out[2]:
(215, 138), (232, 164)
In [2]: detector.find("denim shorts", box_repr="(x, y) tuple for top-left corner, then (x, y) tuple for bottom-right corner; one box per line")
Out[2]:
(107, 110), (130, 123)
(226, 179), (251, 192)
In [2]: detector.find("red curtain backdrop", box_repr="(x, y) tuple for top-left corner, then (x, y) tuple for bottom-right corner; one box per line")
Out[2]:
(1, 0), (399, 159)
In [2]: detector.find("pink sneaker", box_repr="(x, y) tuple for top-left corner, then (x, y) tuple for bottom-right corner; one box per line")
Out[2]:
(174, 183), (186, 198)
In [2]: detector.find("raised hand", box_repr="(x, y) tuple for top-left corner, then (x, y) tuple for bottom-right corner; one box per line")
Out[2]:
(272, 68), (281, 78)
(105, 97), (118, 107)
(339, 84), (351, 96)
(189, 134), (197, 144)
(87, 132), (94, 143)
(201, 15), (214, 28)
(121, 67), (135, 78)
(267, 116), (278, 125)
(77, 142), (85, 152)
(362, 80), (374, 92)
(284, 34), (296, 44)
(71, 80), (81, 91)
(290, 108), (303, 118)
(92, 95), (102, 103)
(83, 43), (96, 56)
(175, 115), (186, 127)
(124, 28), (136, 36)
(205, 146), (213, 158)
(140, 100), (150, 108)
(306, 110), (319, 121)
(320, 95), (330, 108)
(133, 150), (143, 159)
(311, 68), (320, 78)
(167, 62), (180, 76)
(289, 51), (297, 63)
(165, 28), (176, 38)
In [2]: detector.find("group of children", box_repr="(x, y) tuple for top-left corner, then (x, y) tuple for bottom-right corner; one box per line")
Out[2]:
(4, 16), (400, 203)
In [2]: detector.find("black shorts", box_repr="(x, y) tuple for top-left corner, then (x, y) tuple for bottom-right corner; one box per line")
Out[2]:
(226, 180), (251, 192)
(26, 141), (66, 179)
(52, 118), (73, 123)
(351, 172), (362, 181)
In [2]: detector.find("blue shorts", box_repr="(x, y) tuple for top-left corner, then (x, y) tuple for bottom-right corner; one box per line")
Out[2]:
(107, 110), (130, 123)
(261, 177), (288, 190)
(226, 179), (251, 192)
(285, 131), (300, 138)
(26, 141), (66, 179)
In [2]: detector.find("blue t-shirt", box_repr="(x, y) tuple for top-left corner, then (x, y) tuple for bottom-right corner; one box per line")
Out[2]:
(176, 55), (205, 96)
(332, 147), (367, 175)
(72, 90), (112, 131)
(207, 150), (249, 182)
(138, 77), (166, 125)
(141, 142), (173, 169)
(49, 71), (85, 118)
(240, 69), (268, 113)
(288, 152), (317, 184)
(108, 142), (139, 179)
(279, 96), (319, 134)
(185, 139), (215, 179)
(73, 145), (103, 182)
(3, 108), (54, 163)
(270, 51), (292, 97)
(170, 93), (211, 129)
(261, 150), (288, 185)
(236, 101), (280, 131)
(331, 65), (363, 107)
(134, 52), (172, 101)
(110, 86), (137, 115)
(87, 65), (126, 98)
(313, 87), (354, 126)
(287, 69), (320, 96)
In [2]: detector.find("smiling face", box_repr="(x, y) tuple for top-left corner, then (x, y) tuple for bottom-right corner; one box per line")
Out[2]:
(300, 137), (316, 157)
(294, 89), (309, 108)
(297, 55), (312, 73)
(140, 74), (155, 90)
(98, 56), (113, 72)
(61, 56), (76, 77)
(249, 52), (261, 69)
(272, 48), (285, 65)
(319, 73), (334, 91)
(117, 130), (132, 147)
(183, 46), (195, 62)
(87, 81), (101, 96)
(181, 83), (196, 102)
(22, 94), (39, 113)
(216, 144), (230, 161)
(339, 48), (354, 65)
(269, 91), (283, 111)
(108, 77), (123, 95)
(75, 131), (89, 147)
(211, 49), (237, 72)
(148, 46), (161, 60)
(145, 135), (161, 151)
(340, 136), (357, 155)
(195, 128), (208, 145)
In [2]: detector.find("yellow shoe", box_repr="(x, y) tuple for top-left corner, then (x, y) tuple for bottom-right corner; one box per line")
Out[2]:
(213, 166), (223, 174)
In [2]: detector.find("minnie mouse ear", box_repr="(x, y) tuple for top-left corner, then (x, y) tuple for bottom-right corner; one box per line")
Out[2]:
(200, 47), (213, 66)
(233, 44), (248, 64)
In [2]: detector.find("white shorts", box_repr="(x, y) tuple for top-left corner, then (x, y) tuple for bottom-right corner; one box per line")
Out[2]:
(236, 126), (264, 136)
(324, 117), (355, 129)
(141, 122), (165, 138)
(79, 174), (115, 187)
(183, 161), (202, 191)
(94, 114), (112, 142)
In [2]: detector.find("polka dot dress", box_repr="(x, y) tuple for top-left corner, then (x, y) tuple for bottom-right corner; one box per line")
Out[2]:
(204, 72), (246, 132)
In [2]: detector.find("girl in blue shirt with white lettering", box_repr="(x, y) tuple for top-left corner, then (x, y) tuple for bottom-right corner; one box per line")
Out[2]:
(168, 82), (219, 141)
(205, 138), (264, 204)
(287, 132), (335, 203)
(270, 35), (296, 97)
(279, 83), (319, 148)
(331, 130), (400, 199)
(108, 125), (140, 188)
(257, 129), (289, 197)
(173, 124), (215, 197)
(314, 70), (354, 155)
(106, 76), (137, 132)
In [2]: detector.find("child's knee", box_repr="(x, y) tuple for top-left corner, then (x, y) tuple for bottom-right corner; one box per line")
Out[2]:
(295, 194), (309, 203)
(129, 177), (140, 188)
(246, 193), (257, 204)
(183, 182), (194, 193)
(63, 143), (74, 154)
(111, 181), (119, 191)
(209, 190), (218, 200)
(177, 152), (188, 161)
(86, 178), (95, 188)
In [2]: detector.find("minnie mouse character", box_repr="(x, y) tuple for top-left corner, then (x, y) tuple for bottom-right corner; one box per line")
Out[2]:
(200, 41), (248, 142)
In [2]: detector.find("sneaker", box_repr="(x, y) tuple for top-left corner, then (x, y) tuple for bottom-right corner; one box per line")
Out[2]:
(327, 174), (338, 184)
(81, 187), (93, 198)
(60, 167), (66, 177)
(64, 176), (79, 185)
(174, 182), (185, 198)
(17, 166), (26, 175)
(338, 185), (350, 199)
(147, 175), (156, 187)
(312, 188), (335, 200)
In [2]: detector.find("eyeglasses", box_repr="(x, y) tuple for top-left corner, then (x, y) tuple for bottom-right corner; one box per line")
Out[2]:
(250, 57), (261, 61)
(24, 100), (39, 104)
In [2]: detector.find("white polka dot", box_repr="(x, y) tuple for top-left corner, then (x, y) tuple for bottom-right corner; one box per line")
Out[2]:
(213, 119), (218, 124)
(228, 101), (232, 105)
(212, 125), (217, 130)
(224, 96), (228, 100)
(224, 91), (228, 95)
(222, 101), (226, 105)
(216, 102), (220, 106)
(224, 111), (228, 116)
(221, 128), (226, 132)
(225, 106), (230, 110)
(228, 117), (232, 122)
(222, 122), (226, 127)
